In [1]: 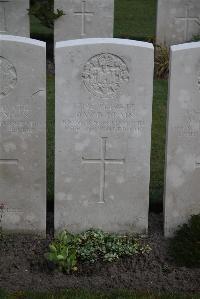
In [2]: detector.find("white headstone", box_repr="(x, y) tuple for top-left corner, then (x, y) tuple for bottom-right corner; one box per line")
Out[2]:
(0, 35), (46, 234)
(164, 42), (200, 237)
(0, 0), (30, 37)
(55, 38), (154, 234)
(54, 0), (114, 42)
(156, 0), (200, 46)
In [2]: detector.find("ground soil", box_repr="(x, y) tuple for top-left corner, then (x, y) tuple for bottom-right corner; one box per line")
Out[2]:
(0, 213), (199, 294)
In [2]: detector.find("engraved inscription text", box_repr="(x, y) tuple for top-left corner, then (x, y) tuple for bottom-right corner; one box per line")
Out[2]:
(62, 103), (145, 134)
(0, 104), (42, 133)
(173, 110), (200, 137)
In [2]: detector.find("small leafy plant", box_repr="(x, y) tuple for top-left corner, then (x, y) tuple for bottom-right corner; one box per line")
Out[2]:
(191, 30), (200, 42)
(155, 44), (169, 80)
(45, 231), (78, 273)
(169, 214), (200, 267)
(45, 229), (151, 273)
(29, 0), (64, 29)
(76, 229), (151, 263)
(191, 35), (200, 42)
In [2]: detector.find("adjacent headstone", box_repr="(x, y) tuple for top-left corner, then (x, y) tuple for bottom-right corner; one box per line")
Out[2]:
(0, 35), (46, 234)
(55, 38), (154, 234)
(54, 0), (114, 42)
(156, 0), (200, 46)
(0, 0), (30, 37)
(164, 42), (200, 237)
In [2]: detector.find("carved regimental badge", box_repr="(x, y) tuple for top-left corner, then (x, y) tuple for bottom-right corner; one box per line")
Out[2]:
(82, 53), (129, 99)
(0, 56), (17, 99)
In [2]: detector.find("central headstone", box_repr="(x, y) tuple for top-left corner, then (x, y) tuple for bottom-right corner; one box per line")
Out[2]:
(0, 35), (46, 234)
(0, 0), (30, 37)
(54, 0), (114, 42)
(55, 38), (154, 234)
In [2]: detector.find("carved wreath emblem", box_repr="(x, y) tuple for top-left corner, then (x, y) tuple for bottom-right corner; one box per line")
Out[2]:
(0, 57), (17, 99)
(82, 53), (129, 99)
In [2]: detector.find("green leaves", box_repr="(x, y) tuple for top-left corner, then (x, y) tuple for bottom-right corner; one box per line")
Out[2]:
(155, 45), (169, 80)
(49, 244), (57, 253)
(29, 0), (65, 29)
(75, 228), (151, 263)
(45, 229), (151, 273)
(45, 231), (78, 273)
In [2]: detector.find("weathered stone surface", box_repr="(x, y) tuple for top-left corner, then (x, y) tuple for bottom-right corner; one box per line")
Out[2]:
(54, 0), (114, 42)
(156, 0), (200, 46)
(0, 0), (30, 37)
(55, 38), (154, 234)
(164, 42), (200, 237)
(0, 35), (46, 234)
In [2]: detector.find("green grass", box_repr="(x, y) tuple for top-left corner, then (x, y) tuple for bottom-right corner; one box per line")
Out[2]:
(30, 15), (52, 41)
(30, 0), (157, 41)
(47, 75), (55, 202)
(114, 0), (157, 41)
(0, 289), (200, 299)
(150, 80), (168, 206)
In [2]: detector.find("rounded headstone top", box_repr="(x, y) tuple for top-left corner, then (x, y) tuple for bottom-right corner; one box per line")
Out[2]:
(0, 35), (46, 47)
(55, 38), (154, 49)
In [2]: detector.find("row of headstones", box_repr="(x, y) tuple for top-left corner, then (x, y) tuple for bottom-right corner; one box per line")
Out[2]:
(1, 34), (200, 237)
(1, 0), (200, 45)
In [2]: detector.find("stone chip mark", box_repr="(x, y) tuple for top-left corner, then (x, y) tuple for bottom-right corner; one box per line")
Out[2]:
(32, 90), (45, 98)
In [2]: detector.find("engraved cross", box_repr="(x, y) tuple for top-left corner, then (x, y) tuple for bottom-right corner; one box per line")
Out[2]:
(82, 137), (125, 204)
(74, 0), (94, 36)
(0, 1), (9, 33)
(175, 4), (200, 41)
